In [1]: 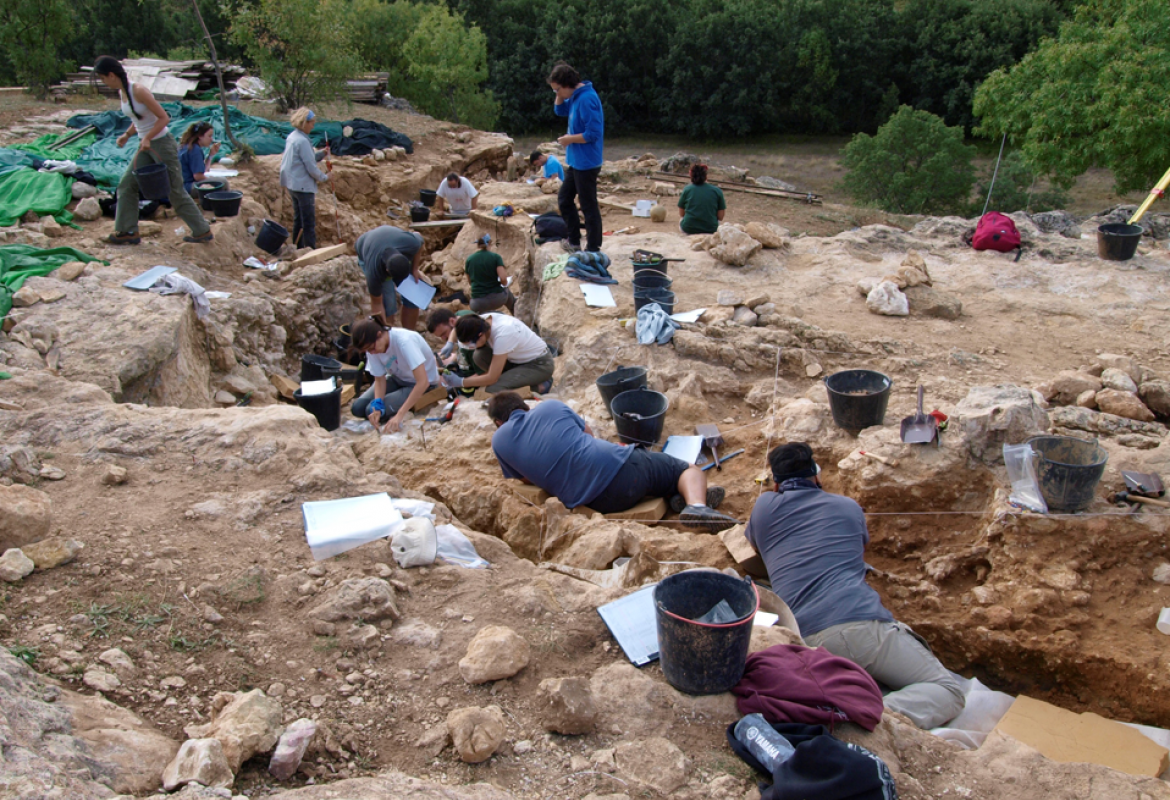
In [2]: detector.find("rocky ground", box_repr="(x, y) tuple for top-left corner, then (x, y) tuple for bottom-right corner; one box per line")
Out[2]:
(3, 98), (1170, 799)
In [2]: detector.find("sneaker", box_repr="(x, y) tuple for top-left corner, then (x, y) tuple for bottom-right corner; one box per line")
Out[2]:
(184, 232), (214, 244)
(108, 231), (140, 245)
(560, 239), (581, 253)
(669, 486), (726, 514)
(534, 378), (553, 395)
(680, 504), (739, 533)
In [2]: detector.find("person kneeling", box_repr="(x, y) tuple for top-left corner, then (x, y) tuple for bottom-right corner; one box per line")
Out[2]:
(488, 392), (737, 531)
(743, 442), (965, 729)
(349, 318), (440, 433)
(440, 313), (554, 395)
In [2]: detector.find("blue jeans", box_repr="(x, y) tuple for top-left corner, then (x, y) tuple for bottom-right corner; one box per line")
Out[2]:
(351, 376), (437, 422)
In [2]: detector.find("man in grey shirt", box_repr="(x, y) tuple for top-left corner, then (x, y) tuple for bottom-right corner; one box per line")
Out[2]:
(354, 225), (426, 330)
(744, 442), (964, 729)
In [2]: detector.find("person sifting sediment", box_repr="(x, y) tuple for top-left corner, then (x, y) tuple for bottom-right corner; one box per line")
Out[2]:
(279, 107), (333, 250)
(348, 318), (440, 434)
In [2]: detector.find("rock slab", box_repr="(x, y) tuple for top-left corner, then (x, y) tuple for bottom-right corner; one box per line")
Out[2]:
(269, 718), (318, 780)
(459, 625), (531, 684)
(538, 676), (596, 734)
(162, 737), (234, 791)
(185, 688), (282, 772)
(0, 483), (51, 552)
(0, 548), (35, 582)
(447, 705), (507, 763)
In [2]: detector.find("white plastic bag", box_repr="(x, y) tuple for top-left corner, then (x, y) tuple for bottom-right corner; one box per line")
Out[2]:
(435, 524), (490, 569)
(1003, 443), (1047, 513)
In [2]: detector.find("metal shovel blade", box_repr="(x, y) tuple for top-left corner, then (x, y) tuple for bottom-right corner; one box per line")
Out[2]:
(1122, 470), (1166, 497)
(900, 385), (938, 444)
(696, 423), (725, 470)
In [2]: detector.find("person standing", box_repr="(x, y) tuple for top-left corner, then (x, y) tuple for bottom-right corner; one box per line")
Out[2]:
(95, 56), (213, 245)
(548, 63), (604, 253)
(355, 225), (427, 331)
(280, 107), (332, 250)
(677, 163), (726, 235)
(434, 172), (479, 216)
(348, 318), (440, 434)
(465, 234), (515, 314)
(178, 122), (220, 196)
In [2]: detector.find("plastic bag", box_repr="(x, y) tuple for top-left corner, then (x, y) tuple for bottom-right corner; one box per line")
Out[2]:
(1003, 443), (1047, 513)
(434, 524), (489, 569)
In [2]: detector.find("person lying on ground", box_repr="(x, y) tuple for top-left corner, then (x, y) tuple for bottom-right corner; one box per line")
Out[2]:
(488, 392), (738, 531)
(677, 163), (725, 235)
(742, 442), (965, 729)
(435, 172), (479, 217)
(440, 313), (554, 395)
(530, 149), (565, 182)
(280, 107), (332, 250)
(349, 318), (439, 433)
(355, 225), (426, 331)
(466, 234), (516, 314)
(179, 122), (220, 196)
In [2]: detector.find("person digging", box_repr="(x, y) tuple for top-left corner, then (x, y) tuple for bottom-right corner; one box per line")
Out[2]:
(488, 392), (738, 531)
(349, 318), (440, 434)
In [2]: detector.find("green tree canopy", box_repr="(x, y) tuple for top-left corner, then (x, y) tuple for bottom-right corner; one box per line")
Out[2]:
(401, 5), (498, 130)
(840, 105), (976, 215)
(974, 0), (1170, 194)
(0, 0), (74, 95)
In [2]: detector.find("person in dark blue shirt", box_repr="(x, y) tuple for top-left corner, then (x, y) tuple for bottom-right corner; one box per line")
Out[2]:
(178, 122), (219, 195)
(744, 442), (964, 729)
(549, 62), (604, 254)
(488, 393), (736, 532)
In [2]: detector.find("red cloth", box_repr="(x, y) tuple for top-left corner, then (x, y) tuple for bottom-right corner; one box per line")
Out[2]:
(732, 643), (884, 732)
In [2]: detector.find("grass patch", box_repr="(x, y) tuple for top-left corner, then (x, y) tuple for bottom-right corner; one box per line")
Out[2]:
(8, 644), (38, 667)
(220, 568), (266, 609)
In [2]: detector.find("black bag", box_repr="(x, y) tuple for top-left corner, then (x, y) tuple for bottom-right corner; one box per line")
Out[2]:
(534, 212), (568, 241)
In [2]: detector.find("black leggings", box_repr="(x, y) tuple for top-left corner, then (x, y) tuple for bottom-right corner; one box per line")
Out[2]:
(558, 166), (602, 252)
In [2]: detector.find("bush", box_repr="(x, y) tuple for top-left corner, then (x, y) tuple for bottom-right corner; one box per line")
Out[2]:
(0, 0), (74, 96)
(975, 151), (1069, 214)
(840, 106), (976, 215)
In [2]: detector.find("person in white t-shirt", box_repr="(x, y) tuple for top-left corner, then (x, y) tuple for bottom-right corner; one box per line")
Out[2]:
(440, 313), (554, 394)
(435, 173), (479, 216)
(349, 318), (440, 432)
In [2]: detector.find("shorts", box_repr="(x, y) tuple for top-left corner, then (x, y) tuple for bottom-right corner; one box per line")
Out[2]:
(380, 277), (418, 317)
(586, 448), (688, 514)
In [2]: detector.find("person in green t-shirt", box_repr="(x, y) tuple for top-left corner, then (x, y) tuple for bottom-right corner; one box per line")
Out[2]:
(677, 163), (726, 235)
(465, 234), (516, 314)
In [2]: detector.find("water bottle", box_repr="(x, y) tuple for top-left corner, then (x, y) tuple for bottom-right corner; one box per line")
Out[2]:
(734, 714), (795, 772)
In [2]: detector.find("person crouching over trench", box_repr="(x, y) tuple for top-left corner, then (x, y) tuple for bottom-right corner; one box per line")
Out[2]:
(349, 318), (440, 433)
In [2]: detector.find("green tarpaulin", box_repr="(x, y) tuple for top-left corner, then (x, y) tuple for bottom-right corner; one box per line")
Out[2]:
(0, 244), (106, 318)
(0, 170), (76, 228)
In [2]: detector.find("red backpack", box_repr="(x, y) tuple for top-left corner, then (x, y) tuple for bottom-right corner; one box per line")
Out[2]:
(972, 212), (1022, 260)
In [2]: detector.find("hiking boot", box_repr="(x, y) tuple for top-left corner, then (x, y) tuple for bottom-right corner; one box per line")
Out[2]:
(184, 231), (214, 244)
(108, 231), (140, 245)
(669, 486), (725, 514)
(534, 378), (553, 395)
(680, 504), (738, 533)
(560, 239), (581, 253)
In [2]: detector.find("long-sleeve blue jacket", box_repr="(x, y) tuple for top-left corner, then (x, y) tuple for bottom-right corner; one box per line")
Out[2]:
(554, 81), (604, 171)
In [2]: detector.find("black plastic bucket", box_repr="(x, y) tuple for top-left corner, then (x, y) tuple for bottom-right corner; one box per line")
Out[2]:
(255, 219), (288, 255)
(634, 288), (675, 315)
(824, 369), (892, 431)
(419, 189), (437, 207)
(294, 383), (342, 431)
(632, 268), (673, 292)
(300, 354), (343, 383)
(206, 190), (243, 217)
(1027, 435), (1108, 512)
(411, 206), (430, 223)
(611, 387), (668, 446)
(1097, 223), (1143, 262)
(596, 366), (648, 417)
(655, 571), (759, 695)
(195, 178), (227, 209)
(134, 162), (171, 201)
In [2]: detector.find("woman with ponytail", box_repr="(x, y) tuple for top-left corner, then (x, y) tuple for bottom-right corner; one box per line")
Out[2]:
(94, 56), (213, 245)
(677, 163), (726, 235)
(179, 122), (220, 195)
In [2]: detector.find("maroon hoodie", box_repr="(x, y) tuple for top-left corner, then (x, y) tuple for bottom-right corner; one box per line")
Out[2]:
(732, 643), (884, 731)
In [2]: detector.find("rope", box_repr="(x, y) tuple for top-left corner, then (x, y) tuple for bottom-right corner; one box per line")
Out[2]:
(981, 133), (1008, 217)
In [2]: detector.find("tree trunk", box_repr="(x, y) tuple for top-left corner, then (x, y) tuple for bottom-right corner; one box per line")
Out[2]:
(190, 0), (240, 149)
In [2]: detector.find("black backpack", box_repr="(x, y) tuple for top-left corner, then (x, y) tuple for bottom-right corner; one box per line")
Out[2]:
(534, 212), (568, 241)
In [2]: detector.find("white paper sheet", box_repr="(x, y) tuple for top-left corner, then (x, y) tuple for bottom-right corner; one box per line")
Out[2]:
(670, 308), (706, 324)
(302, 492), (403, 561)
(205, 168), (239, 178)
(123, 266), (177, 290)
(300, 378), (336, 397)
(580, 283), (616, 307)
(398, 275), (437, 309)
(597, 584), (659, 665)
(753, 611), (780, 627)
(663, 435), (704, 464)
(633, 199), (656, 218)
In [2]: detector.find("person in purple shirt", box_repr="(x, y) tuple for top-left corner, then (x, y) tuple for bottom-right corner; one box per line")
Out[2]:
(548, 62), (604, 254)
(487, 393), (736, 531)
(744, 442), (964, 729)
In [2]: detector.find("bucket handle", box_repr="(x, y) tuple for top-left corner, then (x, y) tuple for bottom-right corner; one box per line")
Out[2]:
(632, 268), (670, 279)
(657, 579), (760, 629)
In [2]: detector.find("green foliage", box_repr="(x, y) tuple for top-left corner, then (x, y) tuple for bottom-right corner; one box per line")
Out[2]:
(977, 151), (1069, 214)
(0, 0), (74, 95)
(840, 106), (976, 215)
(975, 0), (1170, 194)
(401, 5), (498, 129)
(231, 0), (362, 111)
(8, 644), (39, 667)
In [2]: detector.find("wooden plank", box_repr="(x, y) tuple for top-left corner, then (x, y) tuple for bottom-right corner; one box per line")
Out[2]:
(415, 385), (448, 412)
(269, 373), (299, 401)
(654, 172), (822, 204)
(290, 243), (350, 269)
(409, 218), (471, 229)
(340, 383), (356, 405)
(599, 197), (636, 212)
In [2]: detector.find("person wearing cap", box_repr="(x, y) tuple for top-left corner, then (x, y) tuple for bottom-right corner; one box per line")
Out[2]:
(488, 392), (738, 531)
(742, 442), (965, 729)
(355, 225), (427, 331)
(465, 233), (516, 314)
(439, 313), (554, 394)
(348, 317), (440, 433)
(435, 172), (479, 217)
(529, 149), (564, 182)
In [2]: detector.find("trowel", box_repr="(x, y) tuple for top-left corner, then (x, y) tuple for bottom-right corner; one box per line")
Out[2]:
(696, 423), (725, 470)
(1122, 470), (1165, 497)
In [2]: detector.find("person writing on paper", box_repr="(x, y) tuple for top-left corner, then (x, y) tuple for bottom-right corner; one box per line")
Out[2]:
(530, 149), (564, 182)
(465, 234), (516, 314)
(742, 442), (965, 729)
(179, 122), (220, 195)
(349, 318), (440, 433)
(355, 225), (426, 331)
(677, 163), (725, 235)
(488, 392), (737, 530)
(439, 313), (554, 395)
(434, 172), (479, 217)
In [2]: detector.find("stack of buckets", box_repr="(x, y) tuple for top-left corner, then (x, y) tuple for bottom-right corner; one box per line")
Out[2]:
(632, 258), (675, 315)
(595, 366), (670, 447)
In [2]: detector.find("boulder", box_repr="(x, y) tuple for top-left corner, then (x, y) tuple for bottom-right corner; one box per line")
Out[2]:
(732, 306), (758, 327)
(101, 464), (128, 485)
(1097, 353), (1142, 383)
(0, 548), (34, 582)
(716, 289), (744, 307)
(73, 197), (102, 221)
(1036, 371), (1102, 406)
(269, 718), (318, 780)
(904, 285), (961, 319)
(537, 676), (596, 735)
(21, 537), (81, 569)
(162, 738), (234, 791)
(743, 221), (790, 249)
(41, 217), (63, 237)
(953, 385), (1050, 464)
(865, 280), (909, 316)
(71, 181), (98, 199)
(1100, 368), (1138, 394)
(307, 578), (400, 622)
(614, 737), (688, 794)
(459, 624), (530, 684)
(1030, 210), (1082, 239)
(1140, 380), (1170, 417)
(1094, 389), (1155, 422)
(447, 705), (507, 763)
(50, 261), (87, 281)
(706, 225), (762, 266)
(184, 688), (282, 772)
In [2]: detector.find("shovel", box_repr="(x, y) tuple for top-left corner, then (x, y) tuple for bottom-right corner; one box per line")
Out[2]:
(696, 423), (725, 470)
(900, 385), (938, 444)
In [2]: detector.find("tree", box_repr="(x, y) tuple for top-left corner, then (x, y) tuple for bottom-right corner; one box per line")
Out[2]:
(401, 5), (498, 129)
(840, 106), (976, 215)
(975, 151), (1069, 214)
(0, 0), (74, 96)
(974, 0), (1170, 194)
(231, 0), (361, 111)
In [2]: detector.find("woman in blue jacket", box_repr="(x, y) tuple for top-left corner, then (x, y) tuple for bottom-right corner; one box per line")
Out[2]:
(549, 63), (604, 254)
(279, 107), (332, 249)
